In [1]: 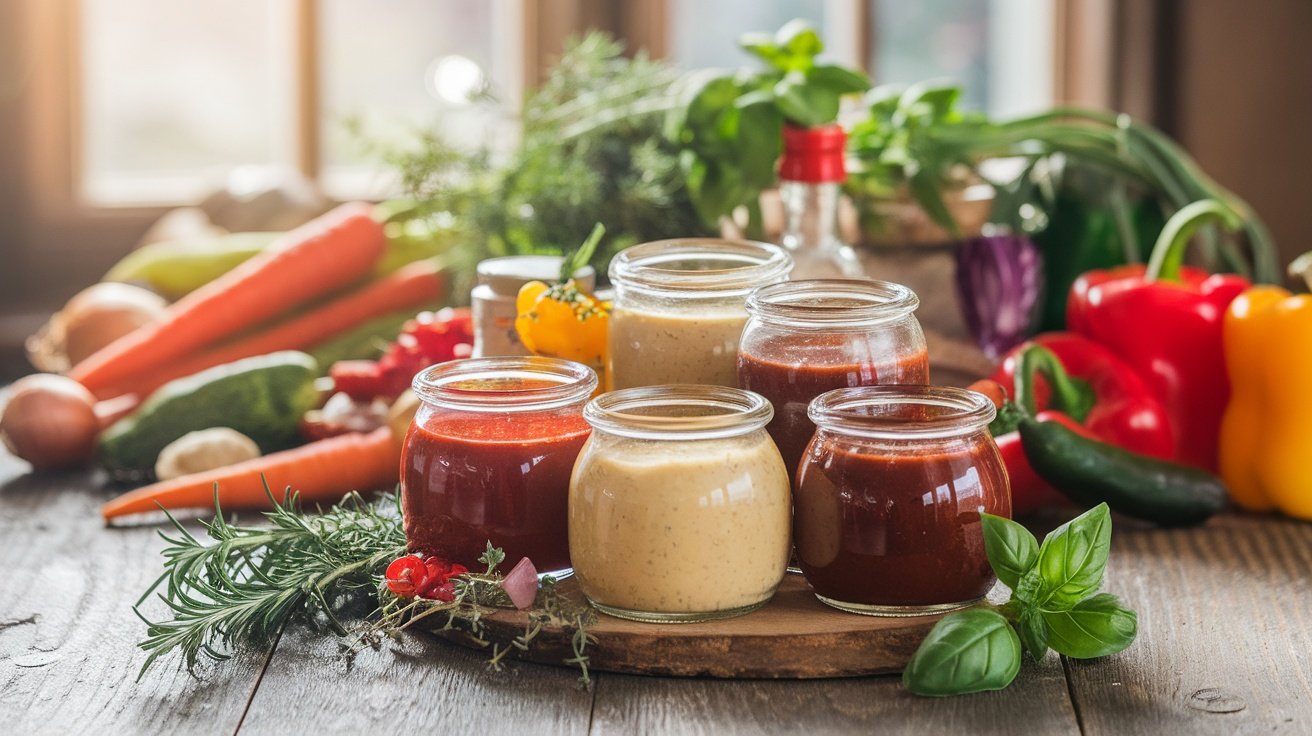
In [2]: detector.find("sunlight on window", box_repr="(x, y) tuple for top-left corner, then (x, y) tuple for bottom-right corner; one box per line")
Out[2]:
(318, 0), (520, 197)
(80, 0), (296, 203)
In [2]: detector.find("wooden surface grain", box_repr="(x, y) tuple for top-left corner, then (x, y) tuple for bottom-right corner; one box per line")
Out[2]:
(432, 574), (943, 679)
(2, 451), (1312, 735)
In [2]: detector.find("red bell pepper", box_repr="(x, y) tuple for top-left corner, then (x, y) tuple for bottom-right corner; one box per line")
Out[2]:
(1066, 201), (1249, 471)
(988, 335), (1174, 515)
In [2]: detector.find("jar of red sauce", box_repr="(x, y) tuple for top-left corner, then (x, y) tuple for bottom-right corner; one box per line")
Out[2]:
(738, 279), (929, 478)
(401, 357), (598, 577)
(794, 386), (1010, 616)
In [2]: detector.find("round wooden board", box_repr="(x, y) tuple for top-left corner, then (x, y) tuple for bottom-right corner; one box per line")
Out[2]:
(429, 574), (947, 679)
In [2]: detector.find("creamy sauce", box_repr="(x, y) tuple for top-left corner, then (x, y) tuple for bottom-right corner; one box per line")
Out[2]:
(568, 431), (791, 616)
(608, 304), (748, 389)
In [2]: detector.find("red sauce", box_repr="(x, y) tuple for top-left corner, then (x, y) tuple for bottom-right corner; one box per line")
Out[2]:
(738, 339), (928, 477)
(794, 435), (1009, 608)
(401, 405), (589, 573)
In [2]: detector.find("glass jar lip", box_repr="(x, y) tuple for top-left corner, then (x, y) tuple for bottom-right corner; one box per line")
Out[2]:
(746, 279), (920, 329)
(808, 385), (997, 440)
(608, 238), (794, 298)
(584, 384), (774, 440)
(412, 357), (598, 413)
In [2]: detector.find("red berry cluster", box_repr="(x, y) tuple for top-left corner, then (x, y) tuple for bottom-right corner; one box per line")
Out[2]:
(384, 554), (470, 602)
(331, 307), (474, 401)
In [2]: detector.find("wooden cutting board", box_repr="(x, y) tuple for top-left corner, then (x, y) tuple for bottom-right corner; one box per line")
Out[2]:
(430, 574), (949, 679)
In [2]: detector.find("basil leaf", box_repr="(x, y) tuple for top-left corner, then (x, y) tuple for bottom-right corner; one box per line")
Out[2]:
(902, 608), (1022, 697)
(980, 512), (1039, 590)
(733, 98), (783, 189)
(774, 72), (840, 128)
(1043, 593), (1138, 659)
(775, 19), (823, 69)
(1024, 503), (1112, 610)
(808, 64), (872, 95)
(1017, 606), (1050, 659)
(738, 32), (787, 69)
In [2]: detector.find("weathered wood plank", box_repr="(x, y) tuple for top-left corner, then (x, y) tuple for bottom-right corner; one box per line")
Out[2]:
(239, 625), (596, 735)
(0, 455), (270, 736)
(589, 655), (1077, 735)
(1065, 515), (1312, 735)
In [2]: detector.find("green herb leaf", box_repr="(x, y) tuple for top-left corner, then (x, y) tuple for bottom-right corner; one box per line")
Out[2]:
(559, 223), (605, 283)
(1042, 593), (1138, 658)
(479, 542), (507, 572)
(775, 19), (823, 70)
(808, 64), (872, 95)
(980, 513), (1039, 590)
(774, 71), (841, 127)
(1017, 606), (1050, 659)
(903, 608), (1022, 696)
(1019, 503), (1113, 610)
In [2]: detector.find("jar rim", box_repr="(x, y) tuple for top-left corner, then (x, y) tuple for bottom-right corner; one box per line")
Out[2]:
(412, 357), (598, 413)
(584, 384), (774, 440)
(609, 238), (794, 297)
(746, 279), (920, 329)
(808, 385), (997, 440)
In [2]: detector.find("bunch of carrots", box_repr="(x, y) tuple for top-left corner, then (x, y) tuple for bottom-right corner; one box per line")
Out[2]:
(90, 203), (442, 523)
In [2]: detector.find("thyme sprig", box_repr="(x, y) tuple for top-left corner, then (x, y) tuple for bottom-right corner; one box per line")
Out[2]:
(135, 489), (595, 685)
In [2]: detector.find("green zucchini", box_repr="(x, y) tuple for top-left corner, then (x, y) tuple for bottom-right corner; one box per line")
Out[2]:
(1018, 416), (1227, 527)
(98, 351), (321, 477)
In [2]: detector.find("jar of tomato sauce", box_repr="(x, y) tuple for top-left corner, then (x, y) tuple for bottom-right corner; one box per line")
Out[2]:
(402, 357), (598, 577)
(795, 386), (1010, 616)
(569, 385), (791, 623)
(738, 279), (929, 478)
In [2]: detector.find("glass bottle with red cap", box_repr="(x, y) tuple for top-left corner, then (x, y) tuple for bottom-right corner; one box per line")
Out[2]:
(778, 124), (866, 280)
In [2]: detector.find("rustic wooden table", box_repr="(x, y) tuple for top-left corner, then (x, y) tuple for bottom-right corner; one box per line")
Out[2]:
(1, 448), (1309, 736)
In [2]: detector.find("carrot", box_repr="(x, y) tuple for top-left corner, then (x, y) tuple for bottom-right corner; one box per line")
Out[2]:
(101, 427), (399, 521)
(96, 259), (446, 400)
(71, 203), (386, 399)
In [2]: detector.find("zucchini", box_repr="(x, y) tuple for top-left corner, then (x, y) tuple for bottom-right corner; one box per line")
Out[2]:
(98, 351), (321, 477)
(1018, 416), (1227, 527)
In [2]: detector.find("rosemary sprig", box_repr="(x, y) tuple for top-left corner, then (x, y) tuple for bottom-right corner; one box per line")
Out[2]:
(136, 489), (596, 686)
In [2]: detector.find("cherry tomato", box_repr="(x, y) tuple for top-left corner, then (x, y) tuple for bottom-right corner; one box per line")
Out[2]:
(384, 556), (429, 598)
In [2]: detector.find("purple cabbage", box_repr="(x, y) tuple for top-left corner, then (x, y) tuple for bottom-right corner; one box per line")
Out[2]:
(954, 234), (1043, 359)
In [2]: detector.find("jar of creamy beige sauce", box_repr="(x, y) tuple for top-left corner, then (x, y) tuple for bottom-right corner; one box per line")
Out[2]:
(569, 385), (792, 623)
(607, 239), (793, 389)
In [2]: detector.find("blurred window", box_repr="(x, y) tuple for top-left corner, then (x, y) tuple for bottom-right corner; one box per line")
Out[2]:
(666, 0), (1053, 117)
(75, 0), (1052, 207)
(78, 0), (520, 205)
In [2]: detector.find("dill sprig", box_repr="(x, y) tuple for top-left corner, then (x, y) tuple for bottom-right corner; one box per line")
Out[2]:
(135, 489), (595, 686)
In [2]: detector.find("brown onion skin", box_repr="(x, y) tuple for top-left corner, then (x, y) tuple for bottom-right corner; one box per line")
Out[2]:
(0, 374), (100, 470)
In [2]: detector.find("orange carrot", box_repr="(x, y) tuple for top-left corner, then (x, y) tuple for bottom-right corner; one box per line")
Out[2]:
(72, 203), (386, 399)
(101, 427), (399, 521)
(97, 259), (446, 400)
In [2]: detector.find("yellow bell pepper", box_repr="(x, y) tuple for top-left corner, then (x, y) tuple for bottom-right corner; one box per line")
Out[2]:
(514, 280), (609, 374)
(1219, 253), (1312, 519)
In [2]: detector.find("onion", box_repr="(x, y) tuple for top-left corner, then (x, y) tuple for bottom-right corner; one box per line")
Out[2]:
(500, 557), (540, 610)
(27, 283), (167, 372)
(0, 374), (101, 470)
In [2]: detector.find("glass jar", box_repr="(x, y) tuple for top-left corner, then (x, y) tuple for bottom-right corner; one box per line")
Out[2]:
(795, 386), (1011, 616)
(470, 256), (595, 358)
(608, 239), (793, 390)
(402, 357), (598, 577)
(569, 385), (792, 623)
(738, 279), (930, 478)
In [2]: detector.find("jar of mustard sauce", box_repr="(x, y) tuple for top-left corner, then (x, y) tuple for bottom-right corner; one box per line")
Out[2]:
(568, 385), (791, 622)
(607, 239), (793, 390)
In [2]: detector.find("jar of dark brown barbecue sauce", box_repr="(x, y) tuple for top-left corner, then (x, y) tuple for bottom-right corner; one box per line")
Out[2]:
(737, 279), (929, 480)
(401, 357), (597, 577)
(795, 386), (1011, 615)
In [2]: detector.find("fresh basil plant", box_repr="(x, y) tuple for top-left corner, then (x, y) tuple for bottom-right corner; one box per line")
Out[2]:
(903, 503), (1138, 696)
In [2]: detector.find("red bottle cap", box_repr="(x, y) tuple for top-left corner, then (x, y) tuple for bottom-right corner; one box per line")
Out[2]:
(778, 124), (847, 183)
